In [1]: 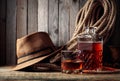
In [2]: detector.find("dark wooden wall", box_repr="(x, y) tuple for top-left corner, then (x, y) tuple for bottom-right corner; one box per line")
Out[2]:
(0, 0), (6, 65)
(0, 0), (120, 66)
(0, 0), (86, 65)
(0, 0), (16, 65)
(17, 0), (86, 46)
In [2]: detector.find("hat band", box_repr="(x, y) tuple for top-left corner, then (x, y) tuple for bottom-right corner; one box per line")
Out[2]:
(18, 47), (53, 59)
(18, 48), (53, 65)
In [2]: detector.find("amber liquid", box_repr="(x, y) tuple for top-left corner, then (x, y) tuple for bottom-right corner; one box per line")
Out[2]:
(78, 42), (102, 70)
(61, 60), (83, 71)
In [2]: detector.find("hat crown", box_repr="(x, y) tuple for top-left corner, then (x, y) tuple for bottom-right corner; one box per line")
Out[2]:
(17, 32), (55, 58)
(13, 32), (55, 70)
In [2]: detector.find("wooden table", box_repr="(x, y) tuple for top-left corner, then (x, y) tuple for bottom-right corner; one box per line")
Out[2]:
(0, 66), (120, 81)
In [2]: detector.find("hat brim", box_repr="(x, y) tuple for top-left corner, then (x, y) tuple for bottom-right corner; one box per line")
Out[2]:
(12, 47), (55, 71)
(12, 46), (63, 71)
(12, 53), (53, 71)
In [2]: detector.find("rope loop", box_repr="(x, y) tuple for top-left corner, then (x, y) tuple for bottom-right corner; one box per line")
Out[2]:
(66, 0), (117, 50)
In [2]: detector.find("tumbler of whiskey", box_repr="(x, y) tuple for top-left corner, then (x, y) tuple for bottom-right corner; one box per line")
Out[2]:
(61, 50), (83, 74)
(77, 27), (103, 71)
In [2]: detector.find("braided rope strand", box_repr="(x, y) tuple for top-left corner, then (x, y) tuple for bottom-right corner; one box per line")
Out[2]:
(66, 0), (117, 50)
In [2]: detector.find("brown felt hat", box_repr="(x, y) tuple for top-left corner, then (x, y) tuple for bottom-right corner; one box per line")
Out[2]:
(12, 32), (55, 70)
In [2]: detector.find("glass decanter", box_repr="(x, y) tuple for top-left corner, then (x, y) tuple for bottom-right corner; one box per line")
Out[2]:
(77, 27), (103, 71)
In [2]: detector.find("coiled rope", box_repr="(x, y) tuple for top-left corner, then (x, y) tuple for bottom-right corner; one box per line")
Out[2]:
(66, 0), (117, 50)
(50, 0), (117, 63)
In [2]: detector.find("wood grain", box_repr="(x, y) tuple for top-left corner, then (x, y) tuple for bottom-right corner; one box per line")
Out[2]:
(38, 0), (48, 32)
(6, 0), (17, 65)
(69, 0), (80, 38)
(28, 0), (38, 34)
(0, 69), (120, 81)
(49, 0), (59, 46)
(0, 0), (6, 65)
(0, 0), (119, 66)
(59, 0), (70, 46)
(16, 0), (27, 39)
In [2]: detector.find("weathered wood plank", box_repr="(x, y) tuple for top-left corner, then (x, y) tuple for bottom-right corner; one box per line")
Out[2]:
(49, 0), (59, 46)
(0, 0), (6, 65)
(69, 0), (80, 38)
(38, 0), (48, 32)
(6, 0), (17, 65)
(28, 0), (38, 34)
(16, 0), (27, 39)
(0, 69), (120, 81)
(79, 0), (86, 8)
(59, 0), (70, 46)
